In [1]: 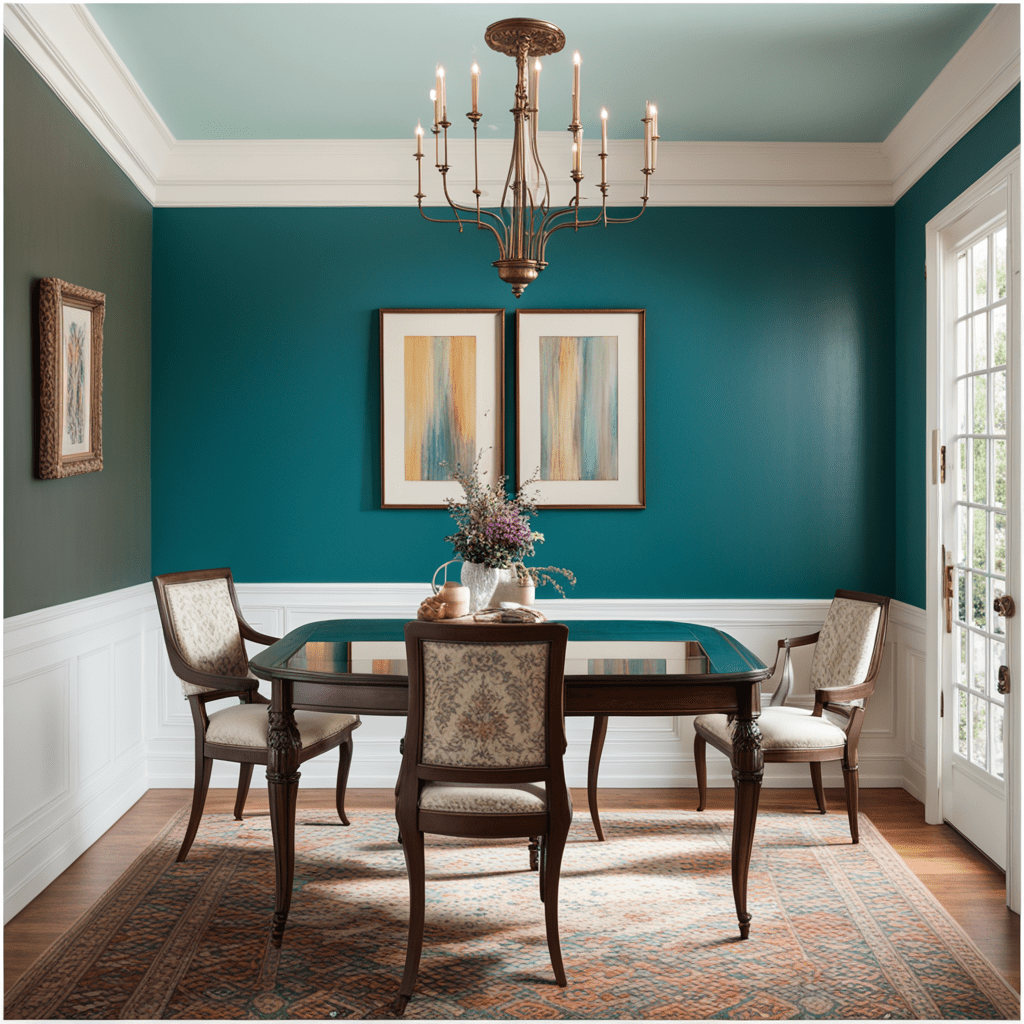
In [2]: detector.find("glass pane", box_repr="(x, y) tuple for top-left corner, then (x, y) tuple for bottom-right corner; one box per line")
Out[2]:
(957, 568), (967, 623)
(957, 377), (968, 434)
(957, 626), (968, 685)
(957, 251), (968, 314)
(993, 584), (1005, 636)
(957, 688), (968, 757)
(971, 507), (987, 569)
(970, 694), (988, 769)
(973, 373), (987, 432)
(993, 369), (1006, 433)
(994, 440), (1006, 508)
(973, 439), (987, 504)
(957, 319), (968, 376)
(992, 703), (1004, 778)
(957, 504), (969, 564)
(973, 312), (987, 372)
(995, 227), (1007, 300)
(973, 239), (988, 311)
(991, 640), (1005, 695)
(972, 629), (987, 687)
(972, 574), (987, 630)
(994, 513), (1006, 576)
(958, 440), (968, 501)
(993, 305), (1007, 366)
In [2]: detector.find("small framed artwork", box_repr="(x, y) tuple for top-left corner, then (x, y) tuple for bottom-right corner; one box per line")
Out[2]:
(380, 309), (504, 508)
(37, 278), (105, 479)
(516, 309), (645, 508)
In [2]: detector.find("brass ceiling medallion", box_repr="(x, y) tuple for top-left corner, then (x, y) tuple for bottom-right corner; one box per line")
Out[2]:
(413, 17), (659, 297)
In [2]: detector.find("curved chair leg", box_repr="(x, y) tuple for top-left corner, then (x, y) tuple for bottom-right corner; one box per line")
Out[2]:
(694, 734), (708, 811)
(542, 824), (569, 987)
(178, 755), (213, 862)
(335, 733), (354, 826)
(842, 761), (860, 843)
(809, 762), (828, 814)
(233, 762), (255, 821)
(395, 828), (426, 1016)
(587, 715), (609, 841)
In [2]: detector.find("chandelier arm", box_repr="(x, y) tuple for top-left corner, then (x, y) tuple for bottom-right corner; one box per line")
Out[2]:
(602, 198), (651, 226)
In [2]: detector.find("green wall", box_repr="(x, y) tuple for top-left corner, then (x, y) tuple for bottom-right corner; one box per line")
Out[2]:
(152, 204), (895, 598)
(893, 85), (1020, 609)
(3, 40), (153, 617)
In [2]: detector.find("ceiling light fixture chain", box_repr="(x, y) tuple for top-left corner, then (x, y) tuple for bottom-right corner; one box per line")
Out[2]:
(413, 17), (659, 297)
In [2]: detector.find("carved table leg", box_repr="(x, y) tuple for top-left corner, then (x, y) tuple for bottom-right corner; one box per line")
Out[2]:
(587, 715), (609, 841)
(268, 678), (302, 948)
(730, 715), (763, 940)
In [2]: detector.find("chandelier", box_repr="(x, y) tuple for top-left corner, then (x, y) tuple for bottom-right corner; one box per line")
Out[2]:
(414, 18), (659, 297)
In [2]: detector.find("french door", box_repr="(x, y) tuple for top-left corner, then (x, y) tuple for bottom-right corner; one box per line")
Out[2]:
(927, 150), (1020, 911)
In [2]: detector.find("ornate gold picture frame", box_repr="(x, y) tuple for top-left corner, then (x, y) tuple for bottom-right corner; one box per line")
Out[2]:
(37, 278), (105, 479)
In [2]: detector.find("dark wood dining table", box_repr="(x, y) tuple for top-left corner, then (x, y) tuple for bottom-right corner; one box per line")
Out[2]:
(248, 617), (771, 948)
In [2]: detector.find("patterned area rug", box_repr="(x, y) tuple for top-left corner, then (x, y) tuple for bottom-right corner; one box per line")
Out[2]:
(6, 807), (1018, 1020)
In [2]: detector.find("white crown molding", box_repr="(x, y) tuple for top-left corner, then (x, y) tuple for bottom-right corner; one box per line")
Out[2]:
(5, 3), (1020, 209)
(154, 136), (893, 208)
(885, 4), (1021, 203)
(3, 3), (172, 205)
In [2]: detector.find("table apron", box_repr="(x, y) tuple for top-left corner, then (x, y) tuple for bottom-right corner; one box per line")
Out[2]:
(566, 682), (758, 717)
(285, 679), (761, 719)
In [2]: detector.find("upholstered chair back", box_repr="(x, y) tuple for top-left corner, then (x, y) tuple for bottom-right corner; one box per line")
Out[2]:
(809, 597), (882, 701)
(419, 639), (550, 768)
(162, 577), (249, 696)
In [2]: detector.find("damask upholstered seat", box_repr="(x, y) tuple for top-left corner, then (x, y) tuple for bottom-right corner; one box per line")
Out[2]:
(394, 620), (571, 1015)
(694, 589), (890, 843)
(153, 568), (360, 862)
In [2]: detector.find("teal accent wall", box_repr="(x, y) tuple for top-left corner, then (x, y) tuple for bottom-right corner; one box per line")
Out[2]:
(893, 85), (1020, 610)
(152, 204), (895, 598)
(3, 40), (152, 617)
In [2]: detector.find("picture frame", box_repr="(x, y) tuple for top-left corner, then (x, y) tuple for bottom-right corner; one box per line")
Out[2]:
(37, 278), (105, 479)
(380, 308), (504, 508)
(516, 309), (645, 508)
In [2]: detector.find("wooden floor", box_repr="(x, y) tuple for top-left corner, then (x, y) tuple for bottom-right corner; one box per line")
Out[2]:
(4, 787), (1019, 997)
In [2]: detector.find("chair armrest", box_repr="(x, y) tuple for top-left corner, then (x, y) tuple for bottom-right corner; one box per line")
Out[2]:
(172, 657), (261, 695)
(815, 681), (872, 706)
(238, 619), (279, 647)
(765, 631), (820, 707)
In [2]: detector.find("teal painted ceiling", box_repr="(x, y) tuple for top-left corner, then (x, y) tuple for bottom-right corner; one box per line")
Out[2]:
(86, 3), (994, 143)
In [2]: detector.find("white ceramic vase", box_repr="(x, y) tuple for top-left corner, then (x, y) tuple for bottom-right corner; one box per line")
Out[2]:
(460, 562), (517, 612)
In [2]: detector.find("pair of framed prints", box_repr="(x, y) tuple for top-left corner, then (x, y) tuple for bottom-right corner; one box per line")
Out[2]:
(379, 308), (645, 509)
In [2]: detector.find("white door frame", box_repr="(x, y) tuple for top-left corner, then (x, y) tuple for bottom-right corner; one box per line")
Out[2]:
(925, 147), (1021, 911)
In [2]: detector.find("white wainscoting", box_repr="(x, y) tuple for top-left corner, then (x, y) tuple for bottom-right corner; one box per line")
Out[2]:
(4, 581), (926, 921)
(3, 583), (153, 922)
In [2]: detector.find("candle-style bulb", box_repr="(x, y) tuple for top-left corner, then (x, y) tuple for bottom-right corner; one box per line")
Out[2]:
(573, 51), (581, 66)
(430, 88), (438, 127)
(572, 51), (581, 124)
(415, 120), (423, 155)
(471, 62), (480, 115)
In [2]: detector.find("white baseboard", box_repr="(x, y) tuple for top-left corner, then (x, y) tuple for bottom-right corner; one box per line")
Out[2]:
(4, 583), (928, 920)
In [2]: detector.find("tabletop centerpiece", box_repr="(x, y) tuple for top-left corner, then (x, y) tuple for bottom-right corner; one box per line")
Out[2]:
(445, 453), (574, 612)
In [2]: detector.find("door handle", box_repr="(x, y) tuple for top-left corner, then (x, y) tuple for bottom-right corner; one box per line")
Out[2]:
(943, 563), (955, 633)
(998, 665), (1011, 695)
(994, 594), (1016, 618)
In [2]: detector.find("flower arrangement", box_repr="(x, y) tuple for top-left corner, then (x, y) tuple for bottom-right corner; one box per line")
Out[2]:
(444, 453), (576, 597)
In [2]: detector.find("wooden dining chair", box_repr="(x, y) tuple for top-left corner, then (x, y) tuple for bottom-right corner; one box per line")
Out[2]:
(394, 620), (571, 1016)
(694, 589), (890, 843)
(153, 567), (360, 861)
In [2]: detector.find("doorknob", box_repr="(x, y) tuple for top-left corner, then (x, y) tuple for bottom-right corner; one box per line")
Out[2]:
(998, 665), (1011, 695)
(994, 594), (1016, 618)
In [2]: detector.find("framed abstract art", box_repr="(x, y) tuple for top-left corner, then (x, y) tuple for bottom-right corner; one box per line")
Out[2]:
(37, 278), (105, 479)
(515, 309), (645, 508)
(379, 309), (504, 508)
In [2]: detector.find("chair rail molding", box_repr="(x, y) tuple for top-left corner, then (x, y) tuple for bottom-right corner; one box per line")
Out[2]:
(4, 4), (1019, 209)
(2, 582), (927, 922)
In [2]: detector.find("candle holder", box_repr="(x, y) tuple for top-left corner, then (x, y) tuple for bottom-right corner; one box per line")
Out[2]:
(414, 16), (658, 298)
